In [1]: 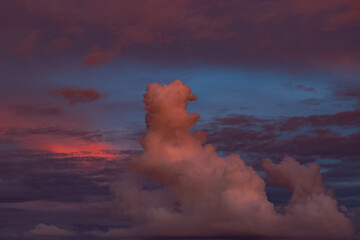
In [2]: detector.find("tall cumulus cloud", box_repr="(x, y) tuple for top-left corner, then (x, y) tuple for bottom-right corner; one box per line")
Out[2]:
(107, 80), (353, 238)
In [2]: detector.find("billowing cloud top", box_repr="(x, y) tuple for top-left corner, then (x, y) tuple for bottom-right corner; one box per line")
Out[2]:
(107, 80), (354, 238)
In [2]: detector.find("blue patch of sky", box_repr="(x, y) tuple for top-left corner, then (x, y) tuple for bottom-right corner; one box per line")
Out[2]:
(315, 158), (341, 165)
(44, 59), (357, 130)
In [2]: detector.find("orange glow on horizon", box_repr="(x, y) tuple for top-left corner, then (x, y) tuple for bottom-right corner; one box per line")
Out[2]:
(46, 142), (115, 158)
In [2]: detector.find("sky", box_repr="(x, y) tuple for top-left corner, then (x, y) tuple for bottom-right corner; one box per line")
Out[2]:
(0, 0), (360, 239)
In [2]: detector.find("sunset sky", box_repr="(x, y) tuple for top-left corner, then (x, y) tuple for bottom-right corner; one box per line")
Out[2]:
(1, 0), (360, 239)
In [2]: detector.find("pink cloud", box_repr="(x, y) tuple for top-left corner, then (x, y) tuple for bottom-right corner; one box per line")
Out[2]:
(82, 47), (120, 67)
(105, 80), (353, 238)
(53, 87), (101, 104)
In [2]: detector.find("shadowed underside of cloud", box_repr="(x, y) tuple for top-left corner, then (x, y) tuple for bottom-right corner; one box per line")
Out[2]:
(207, 110), (360, 159)
(102, 80), (354, 238)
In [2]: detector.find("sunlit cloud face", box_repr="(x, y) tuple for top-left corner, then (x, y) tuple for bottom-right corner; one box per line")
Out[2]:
(105, 80), (354, 238)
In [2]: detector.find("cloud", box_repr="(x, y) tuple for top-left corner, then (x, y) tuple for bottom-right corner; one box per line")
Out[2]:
(0, 145), (120, 203)
(106, 80), (353, 238)
(335, 88), (360, 109)
(337, 89), (360, 98)
(278, 110), (360, 131)
(53, 87), (101, 104)
(2, 0), (360, 69)
(206, 110), (360, 161)
(11, 104), (62, 116)
(263, 156), (327, 199)
(46, 36), (71, 51)
(296, 84), (315, 92)
(2, 126), (108, 142)
(12, 30), (39, 58)
(82, 47), (120, 67)
(29, 223), (76, 237)
(299, 98), (321, 106)
(210, 114), (269, 128)
(1, 200), (80, 212)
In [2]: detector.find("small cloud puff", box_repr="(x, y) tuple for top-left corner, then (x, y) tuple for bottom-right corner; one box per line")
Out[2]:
(29, 223), (76, 237)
